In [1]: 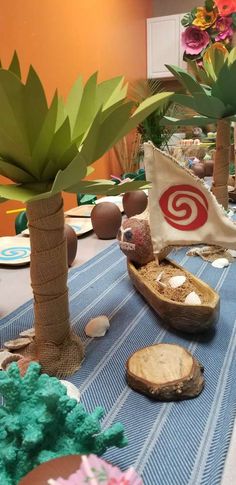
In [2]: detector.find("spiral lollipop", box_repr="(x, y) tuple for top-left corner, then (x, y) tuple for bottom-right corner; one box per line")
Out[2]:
(159, 185), (208, 231)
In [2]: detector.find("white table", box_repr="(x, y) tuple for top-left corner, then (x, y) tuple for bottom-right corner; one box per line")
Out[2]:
(0, 231), (235, 485)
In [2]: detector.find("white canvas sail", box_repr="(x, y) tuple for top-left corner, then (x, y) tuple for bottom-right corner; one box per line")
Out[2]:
(144, 142), (236, 258)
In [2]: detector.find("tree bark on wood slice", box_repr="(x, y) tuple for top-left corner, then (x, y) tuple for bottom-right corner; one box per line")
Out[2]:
(25, 192), (84, 378)
(126, 344), (204, 401)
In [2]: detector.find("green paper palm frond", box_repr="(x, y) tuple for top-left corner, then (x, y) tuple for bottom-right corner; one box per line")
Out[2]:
(0, 53), (173, 203)
(161, 47), (236, 128)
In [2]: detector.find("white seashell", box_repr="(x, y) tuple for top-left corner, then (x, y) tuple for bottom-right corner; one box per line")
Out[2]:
(60, 380), (80, 402)
(156, 271), (166, 288)
(85, 315), (110, 337)
(0, 350), (14, 369)
(169, 275), (186, 288)
(1, 354), (23, 371)
(4, 337), (31, 350)
(228, 249), (236, 258)
(19, 328), (35, 338)
(212, 258), (229, 268)
(184, 292), (201, 305)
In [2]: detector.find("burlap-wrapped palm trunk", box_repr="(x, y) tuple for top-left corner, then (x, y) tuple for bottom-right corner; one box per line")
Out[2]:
(26, 192), (84, 377)
(212, 119), (231, 210)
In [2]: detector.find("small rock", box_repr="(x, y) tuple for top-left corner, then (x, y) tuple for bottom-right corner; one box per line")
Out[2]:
(184, 292), (201, 305)
(19, 328), (35, 338)
(212, 258), (229, 269)
(169, 275), (186, 288)
(4, 337), (32, 350)
(60, 380), (80, 402)
(85, 315), (110, 337)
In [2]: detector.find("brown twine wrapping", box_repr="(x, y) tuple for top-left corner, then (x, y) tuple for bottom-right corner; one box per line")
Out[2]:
(212, 119), (230, 210)
(26, 192), (84, 377)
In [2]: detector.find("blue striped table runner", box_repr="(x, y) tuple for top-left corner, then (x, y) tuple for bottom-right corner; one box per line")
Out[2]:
(1, 243), (236, 485)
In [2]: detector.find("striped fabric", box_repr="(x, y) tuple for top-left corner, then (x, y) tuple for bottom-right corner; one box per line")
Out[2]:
(1, 243), (236, 485)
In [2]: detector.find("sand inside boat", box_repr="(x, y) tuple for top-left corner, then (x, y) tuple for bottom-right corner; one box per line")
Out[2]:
(137, 260), (209, 304)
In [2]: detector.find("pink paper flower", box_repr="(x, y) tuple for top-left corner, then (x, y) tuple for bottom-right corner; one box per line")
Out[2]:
(215, 0), (236, 16)
(215, 16), (234, 40)
(182, 26), (210, 55)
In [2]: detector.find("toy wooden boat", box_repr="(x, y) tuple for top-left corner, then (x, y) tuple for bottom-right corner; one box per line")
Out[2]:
(127, 258), (220, 334)
(118, 143), (236, 335)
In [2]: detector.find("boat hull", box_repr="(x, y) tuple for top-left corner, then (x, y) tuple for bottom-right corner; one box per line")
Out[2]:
(127, 259), (220, 334)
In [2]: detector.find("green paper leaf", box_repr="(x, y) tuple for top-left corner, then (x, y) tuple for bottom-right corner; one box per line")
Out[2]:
(72, 72), (98, 141)
(166, 65), (206, 96)
(47, 117), (72, 168)
(0, 70), (32, 174)
(50, 150), (87, 195)
(24, 66), (48, 151)
(65, 76), (83, 133)
(173, 94), (197, 112)
(0, 182), (50, 202)
(96, 76), (125, 109)
(31, 92), (58, 178)
(0, 159), (35, 183)
(192, 93), (226, 119)
(161, 115), (216, 126)
(212, 60), (236, 111)
(107, 181), (150, 195)
(102, 78), (127, 110)
(65, 179), (115, 195)
(80, 102), (134, 165)
(117, 92), (173, 141)
(0, 196), (7, 203)
(8, 51), (21, 79)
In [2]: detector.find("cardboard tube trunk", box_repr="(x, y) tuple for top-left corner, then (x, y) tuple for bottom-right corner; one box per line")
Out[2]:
(26, 192), (84, 377)
(212, 119), (231, 210)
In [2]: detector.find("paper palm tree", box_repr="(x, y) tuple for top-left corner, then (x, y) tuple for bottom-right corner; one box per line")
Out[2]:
(0, 53), (172, 377)
(162, 45), (236, 209)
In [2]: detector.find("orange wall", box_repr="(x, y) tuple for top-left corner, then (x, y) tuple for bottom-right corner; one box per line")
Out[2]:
(0, 0), (152, 235)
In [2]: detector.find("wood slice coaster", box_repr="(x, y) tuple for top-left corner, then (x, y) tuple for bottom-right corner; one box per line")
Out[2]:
(126, 343), (204, 401)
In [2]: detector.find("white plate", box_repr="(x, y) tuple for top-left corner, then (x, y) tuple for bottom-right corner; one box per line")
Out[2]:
(65, 217), (93, 236)
(0, 237), (31, 266)
(65, 204), (94, 218)
(22, 217), (93, 237)
(95, 196), (123, 212)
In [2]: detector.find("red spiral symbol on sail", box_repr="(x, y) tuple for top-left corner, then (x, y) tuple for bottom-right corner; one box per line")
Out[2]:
(159, 185), (208, 231)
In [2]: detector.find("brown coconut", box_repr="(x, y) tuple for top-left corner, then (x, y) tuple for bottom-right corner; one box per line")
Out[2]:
(191, 162), (205, 179)
(64, 224), (78, 267)
(123, 191), (148, 218)
(126, 343), (204, 401)
(91, 202), (122, 239)
(204, 159), (214, 176)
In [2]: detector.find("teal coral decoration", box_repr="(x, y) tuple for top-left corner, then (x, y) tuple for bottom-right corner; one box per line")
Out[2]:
(0, 363), (127, 485)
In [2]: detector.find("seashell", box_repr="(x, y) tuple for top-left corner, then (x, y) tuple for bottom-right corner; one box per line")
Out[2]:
(169, 275), (186, 288)
(228, 249), (236, 258)
(1, 353), (23, 370)
(4, 337), (31, 350)
(85, 315), (110, 337)
(212, 258), (229, 269)
(184, 292), (201, 305)
(60, 380), (80, 402)
(19, 328), (35, 338)
(156, 271), (166, 288)
(0, 350), (15, 369)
